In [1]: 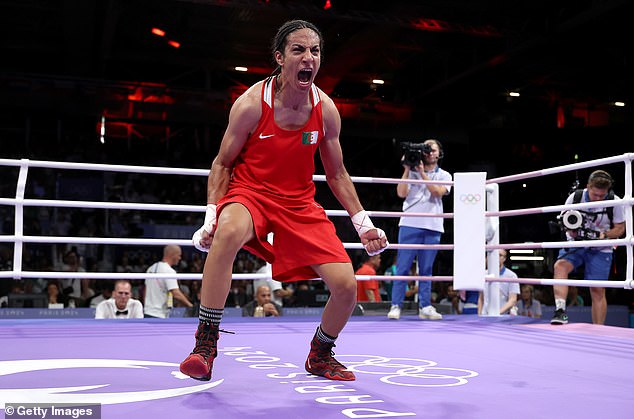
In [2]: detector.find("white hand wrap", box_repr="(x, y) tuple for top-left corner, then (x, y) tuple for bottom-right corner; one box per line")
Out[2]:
(351, 210), (388, 256)
(351, 210), (375, 236)
(192, 204), (217, 252)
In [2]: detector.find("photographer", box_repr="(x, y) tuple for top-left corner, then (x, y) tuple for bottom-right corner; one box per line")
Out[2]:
(551, 170), (625, 325)
(387, 139), (452, 320)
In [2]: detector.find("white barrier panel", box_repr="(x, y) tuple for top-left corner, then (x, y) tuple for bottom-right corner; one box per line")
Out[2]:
(453, 172), (486, 291)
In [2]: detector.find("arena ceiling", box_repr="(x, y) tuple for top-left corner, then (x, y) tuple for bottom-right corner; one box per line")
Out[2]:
(0, 0), (631, 131)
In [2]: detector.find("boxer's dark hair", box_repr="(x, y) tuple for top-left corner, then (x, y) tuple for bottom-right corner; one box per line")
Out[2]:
(271, 20), (324, 76)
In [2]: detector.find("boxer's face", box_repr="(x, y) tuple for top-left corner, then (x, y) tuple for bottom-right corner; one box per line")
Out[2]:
(276, 28), (321, 91)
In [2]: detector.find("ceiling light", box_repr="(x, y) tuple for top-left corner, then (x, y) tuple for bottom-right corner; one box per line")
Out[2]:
(510, 256), (544, 261)
(235, 67), (248, 72)
(372, 79), (384, 85)
(99, 115), (106, 144)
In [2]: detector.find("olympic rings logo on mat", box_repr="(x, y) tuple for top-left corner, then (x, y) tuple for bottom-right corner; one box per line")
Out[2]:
(460, 194), (481, 204)
(0, 359), (221, 407)
(338, 355), (478, 387)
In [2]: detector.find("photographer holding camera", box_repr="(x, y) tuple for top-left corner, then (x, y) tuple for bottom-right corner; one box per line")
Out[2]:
(387, 139), (452, 320)
(551, 170), (625, 325)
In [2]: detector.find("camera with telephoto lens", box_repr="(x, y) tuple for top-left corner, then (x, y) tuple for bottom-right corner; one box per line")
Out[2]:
(400, 142), (433, 169)
(550, 210), (600, 240)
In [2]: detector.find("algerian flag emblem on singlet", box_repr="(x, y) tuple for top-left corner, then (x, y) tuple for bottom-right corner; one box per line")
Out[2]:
(301, 131), (319, 144)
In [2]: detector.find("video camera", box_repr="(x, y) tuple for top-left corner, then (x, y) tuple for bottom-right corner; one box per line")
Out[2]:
(549, 210), (601, 240)
(400, 142), (433, 169)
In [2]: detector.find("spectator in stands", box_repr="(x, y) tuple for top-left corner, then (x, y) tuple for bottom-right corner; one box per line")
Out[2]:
(378, 257), (395, 301)
(517, 284), (542, 318)
(404, 281), (419, 302)
(567, 286), (584, 307)
(59, 247), (94, 307)
(87, 280), (114, 308)
(95, 280), (143, 319)
(190, 280), (203, 317)
(225, 281), (249, 308)
(253, 258), (293, 308)
(189, 252), (204, 273)
(0, 246), (13, 299)
(356, 254), (382, 302)
(116, 254), (135, 273)
(438, 284), (463, 314)
(46, 280), (68, 308)
(0, 282), (25, 308)
(242, 285), (282, 317)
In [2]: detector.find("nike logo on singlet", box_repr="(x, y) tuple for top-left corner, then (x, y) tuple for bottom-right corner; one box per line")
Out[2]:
(259, 133), (275, 139)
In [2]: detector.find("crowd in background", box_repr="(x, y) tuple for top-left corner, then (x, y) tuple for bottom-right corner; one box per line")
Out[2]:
(0, 235), (579, 317)
(0, 169), (622, 314)
(0, 135), (630, 313)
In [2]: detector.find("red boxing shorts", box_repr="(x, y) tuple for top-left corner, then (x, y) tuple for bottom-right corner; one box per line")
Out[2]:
(217, 187), (351, 282)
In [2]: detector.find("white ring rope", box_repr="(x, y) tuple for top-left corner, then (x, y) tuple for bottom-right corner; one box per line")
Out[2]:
(0, 198), (451, 219)
(0, 155), (632, 290)
(486, 153), (634, 184)
(0, 236), (455, 252)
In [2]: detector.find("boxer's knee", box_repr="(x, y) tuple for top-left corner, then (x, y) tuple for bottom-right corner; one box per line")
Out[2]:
(215, 204), (255, 248)
(317, 264), (357, 302)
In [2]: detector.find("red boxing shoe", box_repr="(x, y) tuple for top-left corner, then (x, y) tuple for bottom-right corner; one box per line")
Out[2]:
(305, 334), (355, 381)
(180, 321), (219, 381)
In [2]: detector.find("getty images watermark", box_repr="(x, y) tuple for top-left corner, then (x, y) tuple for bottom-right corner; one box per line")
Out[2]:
(4, 403), (101, 419)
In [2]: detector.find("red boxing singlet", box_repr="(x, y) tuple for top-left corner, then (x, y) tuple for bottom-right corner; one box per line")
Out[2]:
(229, 76), (323, 205)
(217, 76), (351, 281)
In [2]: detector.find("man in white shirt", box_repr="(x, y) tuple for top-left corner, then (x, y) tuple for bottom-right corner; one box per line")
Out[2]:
(551, 170), (625, 325)
(478, 249), (520, 316)
(253, 261), (293, 307)
(95, 280), (143, 319)
(144, 245), (193, 318)
(388, 139), (451, 321)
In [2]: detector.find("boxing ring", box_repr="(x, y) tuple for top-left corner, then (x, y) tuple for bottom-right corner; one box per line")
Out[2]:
(1, 155), (633, 418)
